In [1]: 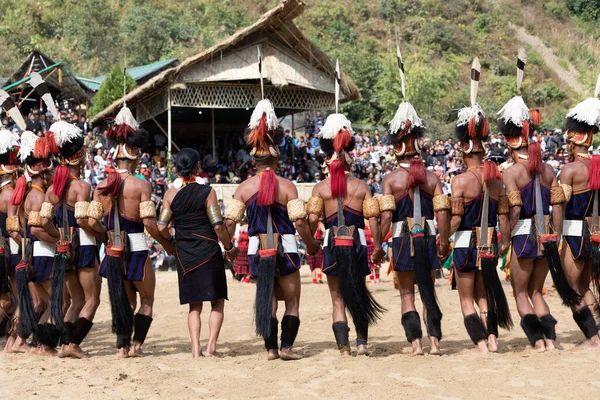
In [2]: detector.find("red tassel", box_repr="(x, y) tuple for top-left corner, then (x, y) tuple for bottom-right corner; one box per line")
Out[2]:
(521, 120), (530, 138)
(590, 155), (600, 190)
(408, 157), (425, 187)
(9, 148), (18, 165)
(10, 176), (27, 206)
(483, 160), (501, 183)
(529, 109), (542, 128)
(107, 124), (135, 141)
(257, 168), (278, 207)
(333, 130), (351, 153)
(247, 114), (268, 148)
(527, 142), (543, 176)
(99, 171), (122, 197)
(34, 137), (48, 159)
(481, 118), (489, 138)
(468, 118), (477, 138)
(52, 165), (70, 198)
(330, 159), (347, 198)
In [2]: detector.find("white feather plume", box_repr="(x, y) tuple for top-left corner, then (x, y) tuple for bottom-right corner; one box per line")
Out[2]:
(0, 129), (19, 155)
(248, 99), (278, 130)
(50, 120), (83, 147)
(321, 113), (354, 140)
(456, 103), (484, 127)
(19, 131), (38, 162)
(114, 105), (139, 130)
(595, 72), (600, 99)
(497, 96), (530, 127)
(567, 97), (600, 128)
(389, 102), (423, 135)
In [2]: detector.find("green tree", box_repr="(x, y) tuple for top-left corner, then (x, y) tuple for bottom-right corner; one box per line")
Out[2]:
(89, 65), (137, 117)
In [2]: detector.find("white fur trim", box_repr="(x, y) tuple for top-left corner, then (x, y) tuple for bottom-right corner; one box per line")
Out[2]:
(456, 103), (484, 127)
(19, 131), (38, 162)
(249, 99), (278, 130)
(389, 102), (423, 135)
(50, 121), (83, 147)
(320, 113), (354, 139)
(497, 96), (529, 127)
(567, 97), (600, 129)
(114, 105), (139, 130)
(0, 129), (19, 155)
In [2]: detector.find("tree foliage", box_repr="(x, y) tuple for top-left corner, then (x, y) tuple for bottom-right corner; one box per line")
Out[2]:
(89, 65), (137, 117)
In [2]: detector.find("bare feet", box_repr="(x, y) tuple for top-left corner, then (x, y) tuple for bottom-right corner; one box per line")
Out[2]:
(4, 336), (15, 353)
(9, 338), (28, 354)
(30, 345), (40, 355)
(116, 347), (129, 358)
(579, 339), (600, 349)
(487, 335), (498, 353)
(267, 349), (280, 360)
(59, 344), (87, 359)
(474, 340), (489, 354)
(429, 337), (441, 356)
(411, 339), (424, 356)
(340, 350), (351, 357)
(280, 348), (302, 360)
(128, 342), (145, 357)
(192, 344), (202, 359)
(532, 339), (546, 353)
(38, 345), (57, 357)
(356, 344), (370, 356)
(205, 351), (222, 358)
(544, 339), (556, 351)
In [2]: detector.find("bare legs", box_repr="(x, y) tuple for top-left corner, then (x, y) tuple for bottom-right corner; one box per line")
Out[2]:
(327, 275), (350, 356)
(122, 259), (155, 358)
(456, 270), (492, 353)
(187, 299), (225, 358)
(269, 271), (301, 360)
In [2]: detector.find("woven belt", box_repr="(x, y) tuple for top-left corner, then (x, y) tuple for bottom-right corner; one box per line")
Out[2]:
(391, 219), (435, 238)
(248, 233), (298, 255)
(453, 230), (472, 249)
(33, 241), (56, 258)
(9, 238), (19, 254)
(323, 228), (366, 248)
(128, 232), (148, 252)
(78, 228), (96, 246)
(563, 220), (584, 236)
(511, 219), (532, 237)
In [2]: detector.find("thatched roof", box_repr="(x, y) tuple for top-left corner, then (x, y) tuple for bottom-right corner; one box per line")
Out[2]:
(91, 0), (359, 124)
(2, 50), (93, 103)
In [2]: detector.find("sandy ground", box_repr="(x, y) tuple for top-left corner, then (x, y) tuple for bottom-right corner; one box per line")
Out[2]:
(1, 267), (599, 400)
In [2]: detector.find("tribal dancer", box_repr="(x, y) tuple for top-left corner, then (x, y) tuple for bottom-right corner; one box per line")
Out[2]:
(10, 130), (59, 356)
(225, 98), (319, 360)
(160, 148), (238, 358)
(91, 104), (175, 357)
(225, 49), (319, 360)
(377, 48), (450, 356)
(309, 109), (385, 356)
(558, 73), (600, 347)
(40, 119), (102, 358)
(450, 58), (513, 353)
(500, 49), (577, 352)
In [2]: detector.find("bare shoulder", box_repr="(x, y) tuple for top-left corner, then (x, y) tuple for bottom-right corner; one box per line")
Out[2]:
(163, 187), (178, 204)
(312, 180), (326, 196)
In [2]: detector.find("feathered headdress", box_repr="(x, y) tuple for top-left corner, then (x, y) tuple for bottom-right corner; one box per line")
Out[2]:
(246, 99), (280, 159)
(0, 90), (27, 131)
(50, 120), (86, 198)
(565, 73), (600, 148)
(0, 128), (20, 173)
(498, 48), (542, 150)
(456, 57), (489, 154)
(10, 130), (54, 205)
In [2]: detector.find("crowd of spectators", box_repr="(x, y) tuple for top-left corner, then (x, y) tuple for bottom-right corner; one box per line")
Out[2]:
(0, 107), (577, 201)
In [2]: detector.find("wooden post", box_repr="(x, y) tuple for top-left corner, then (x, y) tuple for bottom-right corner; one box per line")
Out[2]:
(211, 108), (216, 160)
(167, 89), (172, 154)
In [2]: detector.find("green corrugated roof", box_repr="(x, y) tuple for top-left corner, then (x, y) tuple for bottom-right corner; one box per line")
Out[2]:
(78, 58), (179, 92)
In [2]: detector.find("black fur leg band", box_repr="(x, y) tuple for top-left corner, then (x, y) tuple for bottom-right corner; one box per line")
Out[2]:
(264, 317), (278, 351)
(39, 323), (60, 348)
(17, 319), (29, 340)
(520, 314), (544, 346)
(486, 312), (499, 338)
(280, 315), (300, 349)
(71, 318), (94, 345)
(464, 313), (487, 344)
(133, 313), (153, 345)
(574, 307), (599, 339)
(539, 314), (557, 340)
(332, 321), (350, 353)
(60, 322), (74, 346)
(401, 311), (422, 343)
(591, 304), (600, 328)
(426, 311), (442, 340)
(354, 320), (368, 346)
(0, 315), (9, 337)
(116, 334), (131, 349)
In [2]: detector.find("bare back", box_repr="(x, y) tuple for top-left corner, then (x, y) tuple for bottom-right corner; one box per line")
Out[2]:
(558, 159), (589, 192)
(451, 167), (504, 202)
(503, 161), (557, 192)
(312, 175), (371, 218)
(234, 174), (298, 205)
(382, 167), (442, 201)
(95, 173), (151, 219)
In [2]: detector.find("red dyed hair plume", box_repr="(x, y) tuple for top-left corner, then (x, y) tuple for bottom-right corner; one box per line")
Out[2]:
(333, 129), (351, 153)
(52, 165), (70, 198)
(527, 142), (543, 176)
(10, 176), (27, 206)
(99, 171), (122, 198)
(330, 159), (347, 198)
(408, 157), (425, 187)
(246, 114), (268, 148)
(468, 118), (477, 138)
(529, 109), (542, 129)
(481, 118), (489, 138)
(590, 155), (600, 190)
(257, 168), (278, 207)
(521, 120), (530, 138)
(483, 160), (501, 183)
(107, 123), (135, 143)
(33, 132), (58, 159)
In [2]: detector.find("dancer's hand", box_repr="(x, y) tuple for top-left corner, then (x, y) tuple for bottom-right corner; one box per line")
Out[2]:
(499, 242), (509, 257)
(306, 239), (322, 256)
(371, 247), (385, 264)
(437, 241), (449, 259)
(226, 246), (240, 261)
(163, 240), (176, 256)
